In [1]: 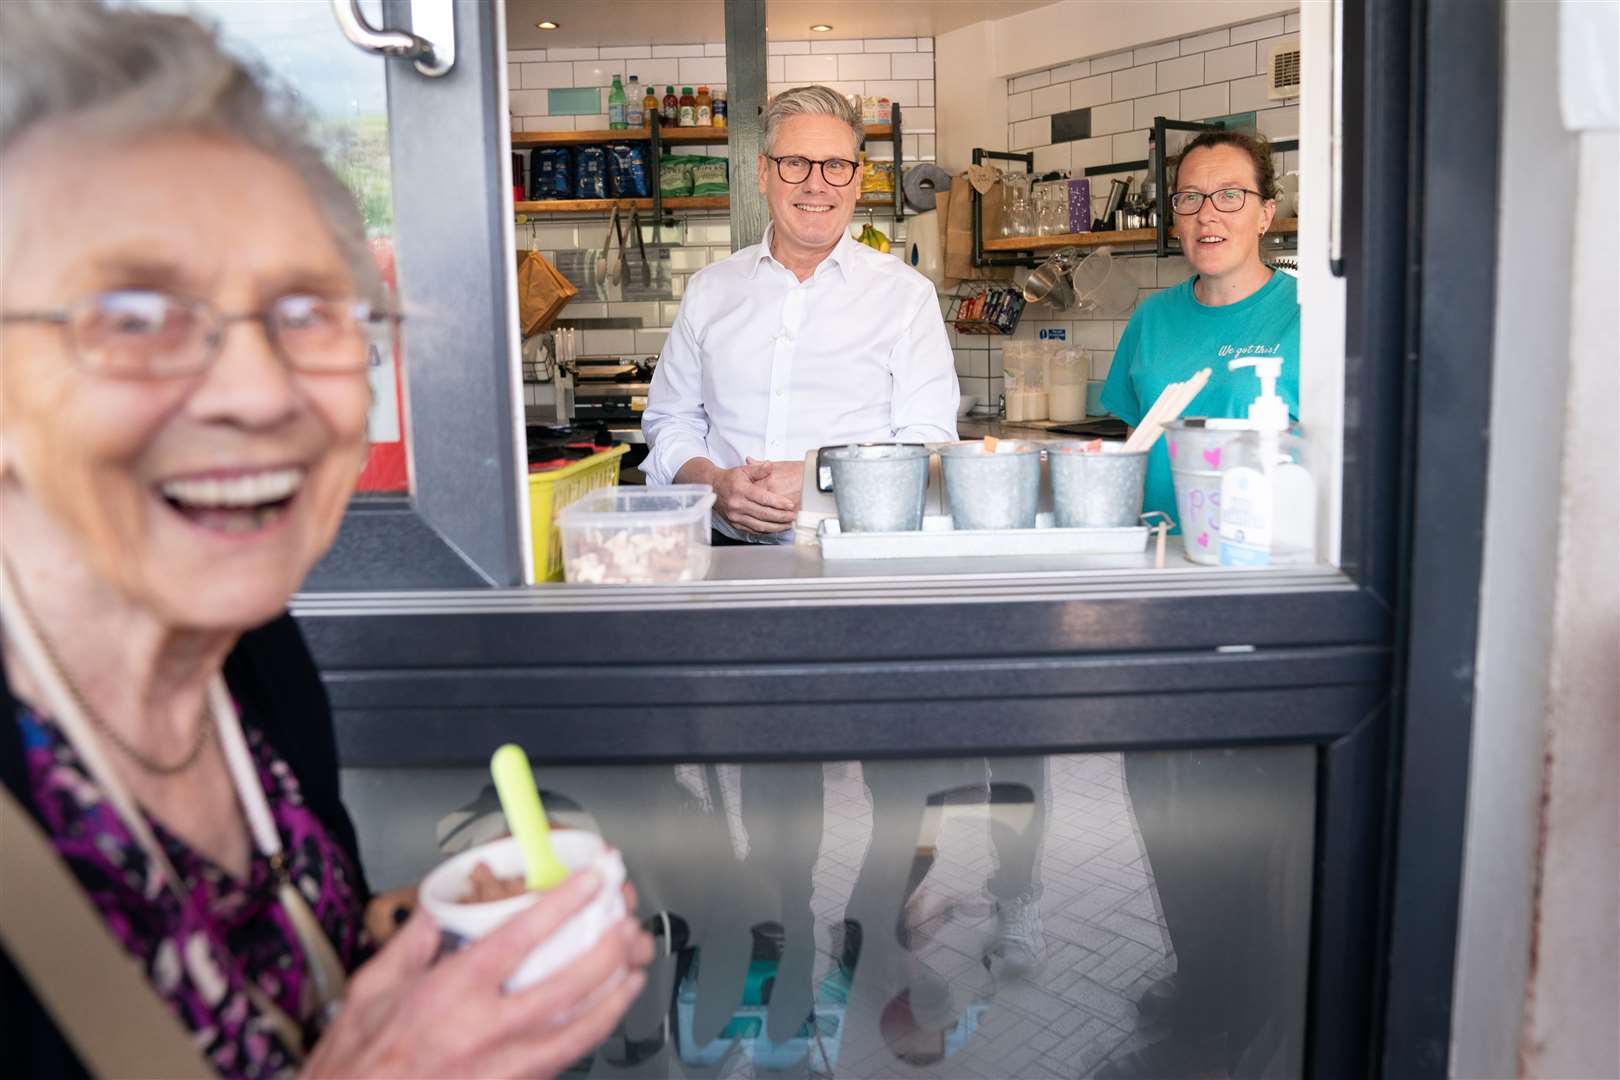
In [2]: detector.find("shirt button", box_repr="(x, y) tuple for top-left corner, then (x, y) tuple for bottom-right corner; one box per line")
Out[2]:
(775, 389), (783, 398)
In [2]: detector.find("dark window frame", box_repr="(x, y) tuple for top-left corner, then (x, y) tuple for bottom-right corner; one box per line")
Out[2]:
(300, 0), (1499, 1075)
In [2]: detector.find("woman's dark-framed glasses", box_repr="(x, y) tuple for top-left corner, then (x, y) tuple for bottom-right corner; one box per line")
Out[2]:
(1169, 187), (1264, 215)
(766, 154), (858, 187)
(0, 290), (400, 379)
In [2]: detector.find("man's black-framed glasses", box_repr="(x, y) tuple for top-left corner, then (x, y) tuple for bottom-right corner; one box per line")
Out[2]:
(0, 289), (399, 379)
(766, 154), (859, 187)
(1169, 187), (1265, 215)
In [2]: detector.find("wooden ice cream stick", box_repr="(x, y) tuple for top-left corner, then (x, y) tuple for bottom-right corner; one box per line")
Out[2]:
(1141, 511), (1174, 569)
(983, 435), (999, 454)
(1125, 367), (1212, 453)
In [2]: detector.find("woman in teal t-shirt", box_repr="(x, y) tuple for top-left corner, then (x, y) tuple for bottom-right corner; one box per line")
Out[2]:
(1100, 130), (1300, 534)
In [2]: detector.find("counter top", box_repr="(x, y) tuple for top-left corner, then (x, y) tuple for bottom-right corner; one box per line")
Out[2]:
(702, 536), (1194, 580)
(956, 415), (1127, 440)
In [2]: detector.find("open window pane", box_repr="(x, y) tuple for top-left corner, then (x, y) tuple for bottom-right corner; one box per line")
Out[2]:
(500, 3), (1357, 597)
(139, 0), (409, 495)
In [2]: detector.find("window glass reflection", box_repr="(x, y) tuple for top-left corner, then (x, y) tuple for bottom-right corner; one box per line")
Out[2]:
(135, 0), (408, 495)
(346, 747), (1314, 1078)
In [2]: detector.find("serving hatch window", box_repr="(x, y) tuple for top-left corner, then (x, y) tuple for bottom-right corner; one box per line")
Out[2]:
(501, 2), (1350, 593)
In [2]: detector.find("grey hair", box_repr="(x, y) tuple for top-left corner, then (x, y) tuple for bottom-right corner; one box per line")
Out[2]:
(0, 1), (383, 305)
(762, 85), (865, 156)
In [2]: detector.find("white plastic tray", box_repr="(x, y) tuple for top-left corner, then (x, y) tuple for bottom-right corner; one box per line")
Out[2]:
(818, 513), (1149, 560)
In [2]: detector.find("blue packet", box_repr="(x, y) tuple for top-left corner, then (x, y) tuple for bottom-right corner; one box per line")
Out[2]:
(529, 147), (573, 200)
(607, 144), (649, 198)
(575, 147), (607, 199)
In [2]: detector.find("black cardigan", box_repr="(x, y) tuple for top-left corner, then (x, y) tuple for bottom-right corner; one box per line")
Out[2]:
(1, 612), (369, 1078)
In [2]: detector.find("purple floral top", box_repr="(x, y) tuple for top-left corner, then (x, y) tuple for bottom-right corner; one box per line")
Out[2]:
(19, 706), (371, 1079)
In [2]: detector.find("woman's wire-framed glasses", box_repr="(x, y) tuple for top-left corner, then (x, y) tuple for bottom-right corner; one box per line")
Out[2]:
(1169, 187), (1265, 215)
(0, 289), (399, 379)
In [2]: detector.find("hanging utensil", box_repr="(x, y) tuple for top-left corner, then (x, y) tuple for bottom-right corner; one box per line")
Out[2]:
(608, 206), (627, 286)
(629, 209), (650, 286)
(594, 203), (619, 282)
(1022, 248), (1079, 309)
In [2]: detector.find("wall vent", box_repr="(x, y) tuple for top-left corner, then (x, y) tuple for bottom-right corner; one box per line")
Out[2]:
(1267, 41), (1302, 99)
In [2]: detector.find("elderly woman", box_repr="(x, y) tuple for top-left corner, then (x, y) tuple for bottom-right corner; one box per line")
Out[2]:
(0, 4), (650, 1076)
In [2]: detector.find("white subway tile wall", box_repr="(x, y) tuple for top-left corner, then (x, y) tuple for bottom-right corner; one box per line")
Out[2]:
(960, 12), (1301, 385)
(511, 38), (937, 352)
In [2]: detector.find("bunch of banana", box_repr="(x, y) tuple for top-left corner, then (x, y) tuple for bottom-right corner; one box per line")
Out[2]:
(854, 222), (890, 253)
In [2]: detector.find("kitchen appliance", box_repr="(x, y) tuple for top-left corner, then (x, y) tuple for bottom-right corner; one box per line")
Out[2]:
(1097, 176), (1131, 231)
(567, 353), (658, 424)
(524, 325), (657, 431)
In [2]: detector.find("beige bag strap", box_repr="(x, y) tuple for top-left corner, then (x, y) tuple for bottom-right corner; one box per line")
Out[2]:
(0, 783), (215, 1078)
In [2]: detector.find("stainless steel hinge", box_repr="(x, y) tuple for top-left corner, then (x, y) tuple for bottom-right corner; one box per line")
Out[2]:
(330, 0), (455, 78)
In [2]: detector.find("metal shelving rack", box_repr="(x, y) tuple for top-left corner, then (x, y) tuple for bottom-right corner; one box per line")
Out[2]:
(512, 103), (905, 223)
(971, 116), (1301, 267)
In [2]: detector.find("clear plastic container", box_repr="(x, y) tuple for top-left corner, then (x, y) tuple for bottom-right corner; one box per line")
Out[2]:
(1049, 346), (1089, 422)
(556, 484), (716, 584)
(1002, 341), (1049, 422)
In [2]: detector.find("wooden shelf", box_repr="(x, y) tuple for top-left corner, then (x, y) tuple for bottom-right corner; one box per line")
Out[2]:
(514, 196), (729, 214)
(516, 196), (902, 215)
(511, 123), (895, 149)
(981, 218), (1299, 253)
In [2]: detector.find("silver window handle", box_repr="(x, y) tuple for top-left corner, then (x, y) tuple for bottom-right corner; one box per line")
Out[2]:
(330, 0), (455, 78)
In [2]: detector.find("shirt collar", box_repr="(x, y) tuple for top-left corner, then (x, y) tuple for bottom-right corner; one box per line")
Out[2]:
(750, 221), (858, 284)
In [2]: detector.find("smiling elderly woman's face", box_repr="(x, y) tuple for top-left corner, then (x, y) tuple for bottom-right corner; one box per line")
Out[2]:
(0, 129), (374, 630)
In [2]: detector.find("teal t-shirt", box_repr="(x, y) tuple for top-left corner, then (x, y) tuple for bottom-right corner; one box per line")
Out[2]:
(1100, 271), (1300, 531)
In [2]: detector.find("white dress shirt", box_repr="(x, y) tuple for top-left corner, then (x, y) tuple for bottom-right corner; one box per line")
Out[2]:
(642, 224), (959, 540)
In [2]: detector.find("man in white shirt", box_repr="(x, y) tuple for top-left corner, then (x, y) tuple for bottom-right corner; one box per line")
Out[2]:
(642, 85), (959, 542)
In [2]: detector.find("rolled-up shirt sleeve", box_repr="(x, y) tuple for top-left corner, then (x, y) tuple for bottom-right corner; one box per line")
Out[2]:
(890, 288), (960, 443)
(641, 306), (710, 485)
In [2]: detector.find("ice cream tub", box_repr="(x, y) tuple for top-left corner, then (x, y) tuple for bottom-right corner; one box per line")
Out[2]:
(419, 832), (627, 991)
(939, 440), (1042, 530)
(1049, 440), (1148, 528)
(823, 443), (930, 533)
(1164, 419), (1247, 564)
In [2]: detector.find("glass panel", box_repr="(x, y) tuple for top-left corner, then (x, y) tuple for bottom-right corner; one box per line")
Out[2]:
(138, 0), (408, 495)
(345, 747), (1315, 1078)
(137, 1), (392, 232)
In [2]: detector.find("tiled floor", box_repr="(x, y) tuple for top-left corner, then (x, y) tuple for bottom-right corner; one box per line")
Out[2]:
(697, 754), (1177, 1079)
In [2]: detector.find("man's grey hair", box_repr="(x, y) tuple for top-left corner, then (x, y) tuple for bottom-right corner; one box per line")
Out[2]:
(0, 1), (383, 305)
(762, 85), (865, 157)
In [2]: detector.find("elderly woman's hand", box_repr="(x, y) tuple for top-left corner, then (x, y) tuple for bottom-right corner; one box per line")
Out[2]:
(303, 870), (654, 1079)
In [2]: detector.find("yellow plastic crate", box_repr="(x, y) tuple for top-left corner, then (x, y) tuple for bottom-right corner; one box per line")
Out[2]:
(527, 443), (630, 582)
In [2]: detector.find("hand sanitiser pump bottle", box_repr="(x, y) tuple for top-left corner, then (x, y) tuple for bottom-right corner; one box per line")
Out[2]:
(1218, 356), (1316, 566)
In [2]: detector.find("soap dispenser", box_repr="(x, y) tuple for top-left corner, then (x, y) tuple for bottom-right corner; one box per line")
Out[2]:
(1218, 356), (1316, 566)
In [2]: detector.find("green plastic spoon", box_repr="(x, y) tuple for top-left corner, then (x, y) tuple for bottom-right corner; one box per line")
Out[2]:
(490, 744), (569, 891)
